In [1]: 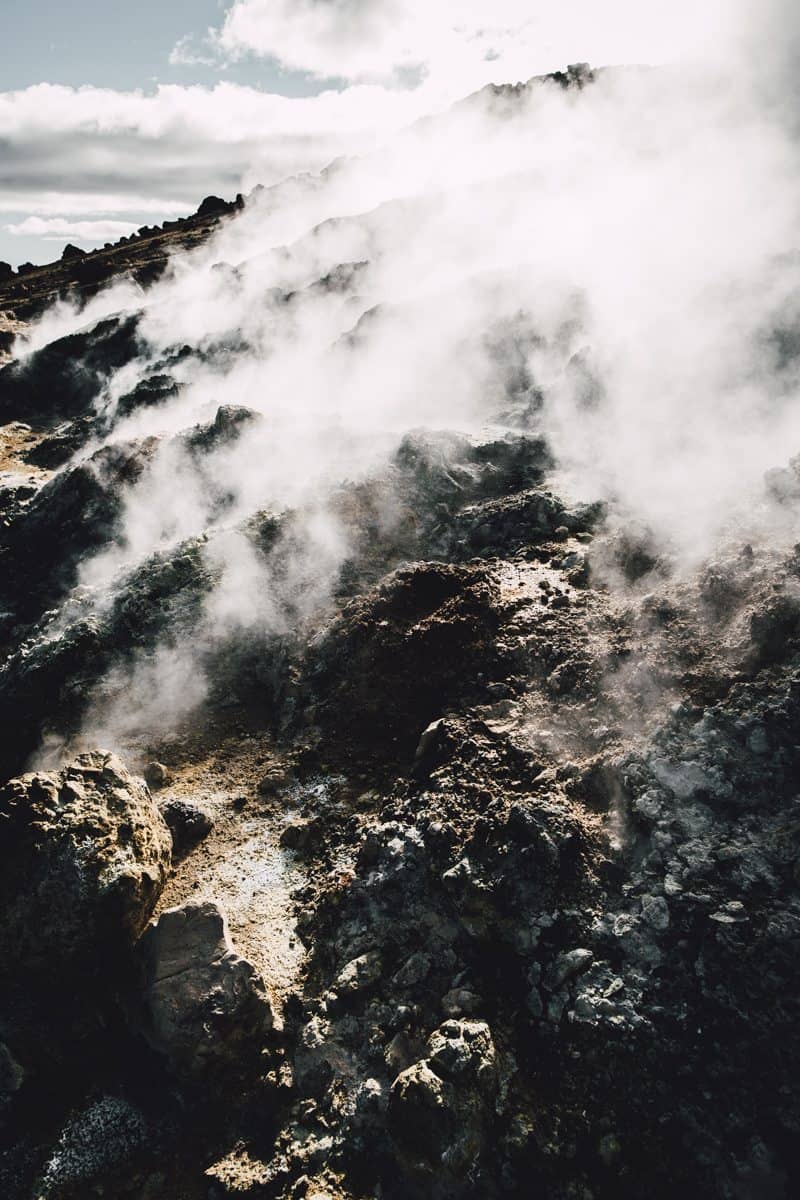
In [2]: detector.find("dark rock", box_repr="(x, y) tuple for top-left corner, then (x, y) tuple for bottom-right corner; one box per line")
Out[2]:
(389, 1020), (499, 1175)
(305, 561), (502, 760)
(332, 950), (383, 999)
(184, 404), (260, 452)
(113, 373), (180, 423)
(258, 767), (290, 795)
(0, 475), (38, 524)
(0, 436), (160, 626)
(0, 534), (214, 777)
(450, 488), (600, 558)
(0, 1043), (24, 1096)
(0, 313), (140, 425)
(61, 244), (87, 262)
(22, 415), (98, 469)
(158, 798), (213, 857)
(280, 818), (321, 853)
(197, 196), (232, 219)
(749, 594), (800, 664)
(32, 1095), (147, 1196)
(412, 717), (450, 774)
(72, 256), (118, 287)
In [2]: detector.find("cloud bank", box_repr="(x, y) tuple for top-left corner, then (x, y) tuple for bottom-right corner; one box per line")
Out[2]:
(6, 216), (140, 243)
(215, 0), (733, 88)
(0, 80), (431, 263)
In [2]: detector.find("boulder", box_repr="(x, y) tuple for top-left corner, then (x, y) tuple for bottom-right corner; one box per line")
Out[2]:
(34, 1095), (147, 1196)
(184, 404), (260, 453)
(279, 817), (321, 853)
(144, 761), (170, 789)
(333, 950), (383, 998)
(0, 752), (172, 979)
(158, 797), (213, 857)
(136, 901), (272, 1077)
(389, 1019), (498, 1174)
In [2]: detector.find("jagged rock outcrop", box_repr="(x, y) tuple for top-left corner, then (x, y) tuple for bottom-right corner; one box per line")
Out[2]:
(158, 797), (214, 857)
(60, 244), (86, 262)
(0, 314), (140, 425)
(0, 436), (160, 626)
(0, 752), (171, 979)
(0, 190), (246, 326)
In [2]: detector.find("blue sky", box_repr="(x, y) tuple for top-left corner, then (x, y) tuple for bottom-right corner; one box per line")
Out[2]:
(2, 0), (321, 94)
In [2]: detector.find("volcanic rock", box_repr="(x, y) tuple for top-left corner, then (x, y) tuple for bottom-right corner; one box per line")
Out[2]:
(0, 313), (140, 425)
(0, 752), (172, 979)
(143, 761), (169, 789)
(389, 1020), (499, 1175)
(0, 1043), (24, 1099)
(0, 436), (160, 626)
(158, 797), (213, 857)
(135, 901), (273, 1078)
(305, 561), (501, 760)
(197, 196), (231, 218)
(61, 243), (87, 262)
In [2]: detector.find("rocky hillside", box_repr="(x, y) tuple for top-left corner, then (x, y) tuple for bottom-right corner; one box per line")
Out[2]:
(0, 193), (244, 355)
(1, 64), (799, 1200)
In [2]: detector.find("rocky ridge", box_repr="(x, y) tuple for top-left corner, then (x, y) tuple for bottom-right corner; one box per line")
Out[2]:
(0, 193), (243, 343)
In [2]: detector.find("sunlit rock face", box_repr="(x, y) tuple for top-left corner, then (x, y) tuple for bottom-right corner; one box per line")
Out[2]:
(0, 752), (172, 977)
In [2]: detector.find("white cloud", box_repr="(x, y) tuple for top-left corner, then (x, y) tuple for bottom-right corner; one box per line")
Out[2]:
(214, 0), (734, 94)
(168, 34), (219, 69)
(0, 79), (431, 262)
(0, 80), (420, 143)
(0, 194), (192, 218)
(0, 193), (191, 219)
(5, 216), (139, 243)
(0, 0), (762, 266)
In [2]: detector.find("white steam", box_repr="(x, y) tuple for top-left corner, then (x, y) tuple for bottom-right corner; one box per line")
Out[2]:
(21, 0), (800, 751)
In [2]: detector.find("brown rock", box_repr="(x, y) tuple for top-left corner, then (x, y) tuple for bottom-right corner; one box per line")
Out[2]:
(0, 751), (172, 978)
(144, 760), (170, 789)
(136, 901), (273, 1077)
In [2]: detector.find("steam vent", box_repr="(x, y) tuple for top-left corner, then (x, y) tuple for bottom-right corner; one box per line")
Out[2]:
(1, 5), (800, 1198)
